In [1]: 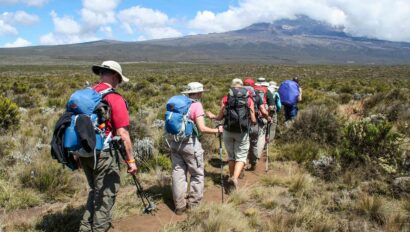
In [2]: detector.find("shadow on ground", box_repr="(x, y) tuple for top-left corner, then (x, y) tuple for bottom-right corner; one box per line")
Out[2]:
(35, 206), (85, 232)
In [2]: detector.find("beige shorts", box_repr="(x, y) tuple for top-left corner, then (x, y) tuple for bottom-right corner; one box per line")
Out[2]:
(223, 130), (250, 163)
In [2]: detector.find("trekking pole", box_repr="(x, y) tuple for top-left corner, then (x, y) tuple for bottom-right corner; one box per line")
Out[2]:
(218, 132), (224, 203)
(265, 123), (271, 173)
(111, 136), (156, 214)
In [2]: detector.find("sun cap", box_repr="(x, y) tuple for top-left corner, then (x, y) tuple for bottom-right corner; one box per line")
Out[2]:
(269, 81), (279, 89)
(92, 60), (129, 83)
(181, 82), (207, 94)
(231, 78), (243, 88)
(244, 78), (255, 87)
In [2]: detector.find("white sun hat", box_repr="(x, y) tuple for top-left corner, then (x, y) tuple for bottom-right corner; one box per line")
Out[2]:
(92, 60), (129, 83)
(231, 78), (243, 87)
(181, 82), (207, 94)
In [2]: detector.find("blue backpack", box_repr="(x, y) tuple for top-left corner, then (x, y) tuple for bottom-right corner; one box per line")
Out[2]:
(165, 95), (195, 142)
(278, 80), (300, 105)
(63, 88), (114, 158)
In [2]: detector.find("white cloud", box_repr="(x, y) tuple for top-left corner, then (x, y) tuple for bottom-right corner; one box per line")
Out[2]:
(1, 11), (39, 25)
(40, 32), (98, 45)
(188, 0), (410, 42)
(118, 6), (182, 40)
(50, 11), (81, 35)
(3, 37), (31, 47)
(40, 11), (98, 45)
(81, 0), (120, 28)
(0, 0), (49, 7)
(0, 20), (17, 36)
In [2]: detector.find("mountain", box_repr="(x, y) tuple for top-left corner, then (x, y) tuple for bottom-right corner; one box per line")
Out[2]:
(1, 16), (410, 65)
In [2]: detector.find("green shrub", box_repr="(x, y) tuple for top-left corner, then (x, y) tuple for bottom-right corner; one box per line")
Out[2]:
(283, 104), (342, 145)
(0, 179), (41, 210)
(140, 154), (172, 172)
(0, 95), (20, 132)
(341, 116), (402, 170)
(277, 140), (322, 163)
(20, 160), (77, 200)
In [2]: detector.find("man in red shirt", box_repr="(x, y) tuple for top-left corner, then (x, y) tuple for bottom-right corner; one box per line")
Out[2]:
(79, 60), (136, 232)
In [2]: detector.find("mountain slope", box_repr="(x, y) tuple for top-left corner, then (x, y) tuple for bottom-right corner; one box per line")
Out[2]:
(1, 16), (410, 64)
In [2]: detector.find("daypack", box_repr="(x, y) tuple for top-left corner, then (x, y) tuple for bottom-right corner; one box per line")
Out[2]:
(51, 87), (117, 170)
(254, 85), (268, 108)
(224, 87), (251, 133)
(278, 80), (300, 105)
(165, 95), (196, 142)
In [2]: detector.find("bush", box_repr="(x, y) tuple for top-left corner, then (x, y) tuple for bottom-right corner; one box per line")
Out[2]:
(0, 95), (20, 132)
(0, 179), (41, 210)
(139, 154), (172, 172)
(277, 140), (322, 163)
(20, 159), (77, 200)
(283, 104), (342, 145)
(341, 116), (403, 170)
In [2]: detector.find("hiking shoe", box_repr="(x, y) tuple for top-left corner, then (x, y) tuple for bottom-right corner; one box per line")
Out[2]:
(239, 170), (245, 179)
(175, 206), (187, 215)
(246, 163), (256, 171)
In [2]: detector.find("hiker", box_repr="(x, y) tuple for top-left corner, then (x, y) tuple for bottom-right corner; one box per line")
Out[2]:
(79, 61), (136, 232)
(207, 78), (256, 191)
(267, 81), (281, 142)
(168, 82), (223, 215)
(278, 77), (302, 122)
(246, 77), (273, 171)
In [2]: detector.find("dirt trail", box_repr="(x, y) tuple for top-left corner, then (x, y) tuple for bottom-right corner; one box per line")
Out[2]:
(112, 156), (269, 232)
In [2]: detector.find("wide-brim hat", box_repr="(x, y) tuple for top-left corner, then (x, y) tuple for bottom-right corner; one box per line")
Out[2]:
(231, 78), (243, 88)
(92, 60), (129, 83)
(181, 82), (208, 94)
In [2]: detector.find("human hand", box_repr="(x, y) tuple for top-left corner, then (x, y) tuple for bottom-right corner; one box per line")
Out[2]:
(127, 162), (138, 175)
(206, 111), (216, 119)
(217, 125), (224, 134)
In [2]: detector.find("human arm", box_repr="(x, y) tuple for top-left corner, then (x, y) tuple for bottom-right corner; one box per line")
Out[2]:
(259, 105), (272, 123)
(116, 127), (137, 174)
(249, 99), (256, 124)
(195, 116), (223, 134)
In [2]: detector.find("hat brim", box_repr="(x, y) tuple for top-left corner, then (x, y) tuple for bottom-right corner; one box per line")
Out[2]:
(181, 89), (208, 94)
(92, 65), (129, 83)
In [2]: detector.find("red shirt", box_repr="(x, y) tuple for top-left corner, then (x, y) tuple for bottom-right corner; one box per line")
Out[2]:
(93, 82), (129, 135)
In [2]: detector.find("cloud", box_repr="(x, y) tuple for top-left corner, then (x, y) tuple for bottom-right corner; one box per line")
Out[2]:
(1, 11), (39, 25)
(118, 6), (182, 40)
(3, 37), (32, 47)
(0, 0), (49, 7)
(40, 11), (97, 45)
(0, 20), (17, 36)
(188, 0), (410, 42)
(81, 0), (120, 28)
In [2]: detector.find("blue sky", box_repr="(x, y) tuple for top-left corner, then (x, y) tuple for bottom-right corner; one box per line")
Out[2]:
(1, 0), (410, 47)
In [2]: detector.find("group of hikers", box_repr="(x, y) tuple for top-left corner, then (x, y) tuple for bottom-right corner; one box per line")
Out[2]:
(51, 60), (302, 231)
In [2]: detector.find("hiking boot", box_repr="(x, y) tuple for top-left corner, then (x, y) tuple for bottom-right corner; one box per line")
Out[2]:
(175, 206), (187, 215)
(246, 163), (256, 171)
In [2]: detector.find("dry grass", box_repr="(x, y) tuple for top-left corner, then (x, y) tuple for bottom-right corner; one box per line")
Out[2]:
(162, 203), (252, 232)
(356, 193), (386, 225)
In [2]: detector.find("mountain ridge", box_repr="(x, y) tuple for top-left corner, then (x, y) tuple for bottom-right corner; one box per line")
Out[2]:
(1, 16), (410, 65)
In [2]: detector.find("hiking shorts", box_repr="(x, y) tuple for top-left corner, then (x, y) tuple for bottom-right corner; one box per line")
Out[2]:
(223, 130), (250, 163)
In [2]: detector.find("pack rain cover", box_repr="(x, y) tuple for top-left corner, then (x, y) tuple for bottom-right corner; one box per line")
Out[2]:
(66, 88), (102, 115)
(165, 95), (193, 139)
(278, 80), (300, 105)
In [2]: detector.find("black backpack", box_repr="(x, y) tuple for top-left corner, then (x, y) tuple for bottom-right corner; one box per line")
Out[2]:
(224, 87), (251, 133)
